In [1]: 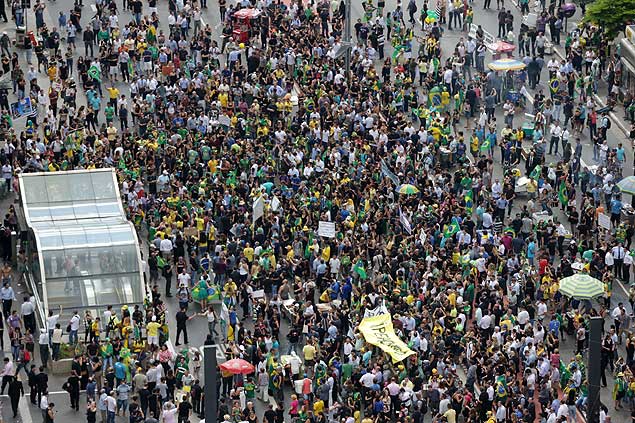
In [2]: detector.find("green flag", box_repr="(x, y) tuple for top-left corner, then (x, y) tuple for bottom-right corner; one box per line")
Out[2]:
(558, 180), (568, 206)
(479, 138), (491, 152)
(529, 165), (542, 180)
(464, 190), (474, 215)
(444, 218), (460, 238)
(304, 232), (314, 259)
(157, 256), (166, 269)
(353, 261), (368, 280)
(88, 65), (101, 82)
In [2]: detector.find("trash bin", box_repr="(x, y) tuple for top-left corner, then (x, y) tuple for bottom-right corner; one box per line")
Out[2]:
(15, 26), (26, 47)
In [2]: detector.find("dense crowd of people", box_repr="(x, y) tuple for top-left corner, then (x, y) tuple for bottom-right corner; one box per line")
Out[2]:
(0, 0), (633, 422)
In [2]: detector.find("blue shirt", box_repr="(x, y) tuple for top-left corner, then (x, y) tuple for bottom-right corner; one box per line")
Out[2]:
(114, 362), (126, 380)
(611, 199), (623, 215)
(527, 241), (536, 258)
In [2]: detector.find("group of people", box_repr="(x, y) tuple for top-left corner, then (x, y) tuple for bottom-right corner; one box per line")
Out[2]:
(0, 0), (632, 422)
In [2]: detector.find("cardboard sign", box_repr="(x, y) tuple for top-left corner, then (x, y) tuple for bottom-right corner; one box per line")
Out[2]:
(317, 221), (336, 238)
(598, 213), (611, 230)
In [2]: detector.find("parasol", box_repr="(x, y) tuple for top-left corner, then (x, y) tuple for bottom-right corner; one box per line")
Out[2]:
(617, 176), (635, 195)
(487, 41), (516, 53)
(558, 274), (604, 300)
(487, 58), (526, 71)
(396, 184), (420, 195)
(219, 358), (255, 375)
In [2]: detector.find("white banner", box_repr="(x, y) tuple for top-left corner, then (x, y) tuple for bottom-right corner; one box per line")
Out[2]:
(253, 196), (265, 224)
(271, 195), (281, 212)
(317, 221), (336, 238)
(598, 213), (611, 230)
(363, 301), (389, 318)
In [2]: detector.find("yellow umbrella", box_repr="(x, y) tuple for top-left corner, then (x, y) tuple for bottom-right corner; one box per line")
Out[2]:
(396, 184), (420, 195)
(488, 58), (527, 71)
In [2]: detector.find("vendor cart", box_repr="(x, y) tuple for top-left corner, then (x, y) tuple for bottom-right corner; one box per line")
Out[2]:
(232, 8), (262, 44)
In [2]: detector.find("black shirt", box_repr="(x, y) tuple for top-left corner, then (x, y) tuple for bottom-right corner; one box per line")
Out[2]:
(177, 401), (192, 418)
(175, 311), (188, 328)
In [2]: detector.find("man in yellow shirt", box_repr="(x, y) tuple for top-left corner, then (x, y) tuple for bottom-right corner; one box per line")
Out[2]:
(106, 122), (118, 141)
(243, 243), (254, 263)
(146, 316), (161, 346)
(303, 341), (316, 367)
(107, 85), (120, 113)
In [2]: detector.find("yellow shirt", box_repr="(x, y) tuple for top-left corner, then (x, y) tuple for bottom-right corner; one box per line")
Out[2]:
(106, 126), (118, 141)
(107, 87), (120, 100)
(303, 344), (316, 360)
(243, 247), (254, 262)
(195, 217), (205, 231)
(147, 321), (161, 337)
(313, 399), (324, 415)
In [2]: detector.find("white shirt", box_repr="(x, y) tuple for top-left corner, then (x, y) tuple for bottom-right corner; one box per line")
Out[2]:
(612, 246), (625, 260)
(159, 238), (173, 253)
(46, 314), (59, 332)
(70, 314), (80, 331)
(21, 301), (35, 316)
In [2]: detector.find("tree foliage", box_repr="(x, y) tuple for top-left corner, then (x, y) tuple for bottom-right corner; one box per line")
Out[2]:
(582, 0), (635, 40)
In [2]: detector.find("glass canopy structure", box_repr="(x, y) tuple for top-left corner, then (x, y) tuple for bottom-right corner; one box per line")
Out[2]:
(19, 169), (144, 320)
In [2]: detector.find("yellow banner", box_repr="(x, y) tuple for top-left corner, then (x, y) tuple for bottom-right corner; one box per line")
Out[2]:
(358, 314), (416, 363)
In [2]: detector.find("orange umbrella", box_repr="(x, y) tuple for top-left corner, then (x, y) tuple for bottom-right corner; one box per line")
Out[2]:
(219, 358), (255, 375)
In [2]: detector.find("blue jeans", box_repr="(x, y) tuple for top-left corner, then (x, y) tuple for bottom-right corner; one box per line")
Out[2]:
(107, 410), (115, 423)
(69, 329), (78, 345)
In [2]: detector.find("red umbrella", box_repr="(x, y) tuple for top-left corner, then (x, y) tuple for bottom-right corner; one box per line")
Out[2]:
(219, 358), (255, 375)
(488, 41), (516, 53)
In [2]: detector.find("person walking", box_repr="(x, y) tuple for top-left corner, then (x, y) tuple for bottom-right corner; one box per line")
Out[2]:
(0, 357), (15, 394)
(8, 375), (24, 418)
(39, 391), (48, 423)
(45, 402), (56, 423)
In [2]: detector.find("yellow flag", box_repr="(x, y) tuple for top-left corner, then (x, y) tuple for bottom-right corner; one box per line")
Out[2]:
(358, 314), (415, 363)
(321, 245), (331, 262)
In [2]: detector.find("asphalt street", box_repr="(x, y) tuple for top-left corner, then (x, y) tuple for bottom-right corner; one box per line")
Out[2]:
(0, 0), (632, 422)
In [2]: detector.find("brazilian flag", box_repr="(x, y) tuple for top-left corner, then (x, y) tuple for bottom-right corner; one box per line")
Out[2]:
(558, 180), (568, 206)
(464, 190), (474, 215)
(304, 232), (314, 259)
(353, 261), (368, 280)
(529, 165), (542, 180)
(444, 218), (460, 238)
(226, 170), (237, 187)
(479, 138), (491, 152)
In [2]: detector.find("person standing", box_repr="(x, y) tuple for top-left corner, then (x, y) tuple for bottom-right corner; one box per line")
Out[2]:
(0, 282), (15, 318)
(38, 329), (49, 368)
(68, 311), (80, 345)
(21, 296), (36, 335)
(8, 375), (24, 418)
(64, 370), (80, 411)
(51, 324), (63, 361)
(175, 307), (192, 346)
(28, 365), (38, 405)
(35, 366), (48, 406)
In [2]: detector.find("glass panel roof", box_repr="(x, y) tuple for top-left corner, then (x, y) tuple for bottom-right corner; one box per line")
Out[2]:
(19, 170), (144, 311)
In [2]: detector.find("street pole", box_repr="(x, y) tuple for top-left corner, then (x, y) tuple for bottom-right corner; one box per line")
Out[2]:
(344, 0), (351, 79)
(203, 345), (218, 423)
(587, 316), (602, 423)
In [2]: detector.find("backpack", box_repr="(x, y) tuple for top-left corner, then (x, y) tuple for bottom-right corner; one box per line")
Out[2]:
(605, 117), (611, 129)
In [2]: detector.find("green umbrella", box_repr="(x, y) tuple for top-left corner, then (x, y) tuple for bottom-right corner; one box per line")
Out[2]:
(617, 176), (635, 195)
(558, 274), (604, 300)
